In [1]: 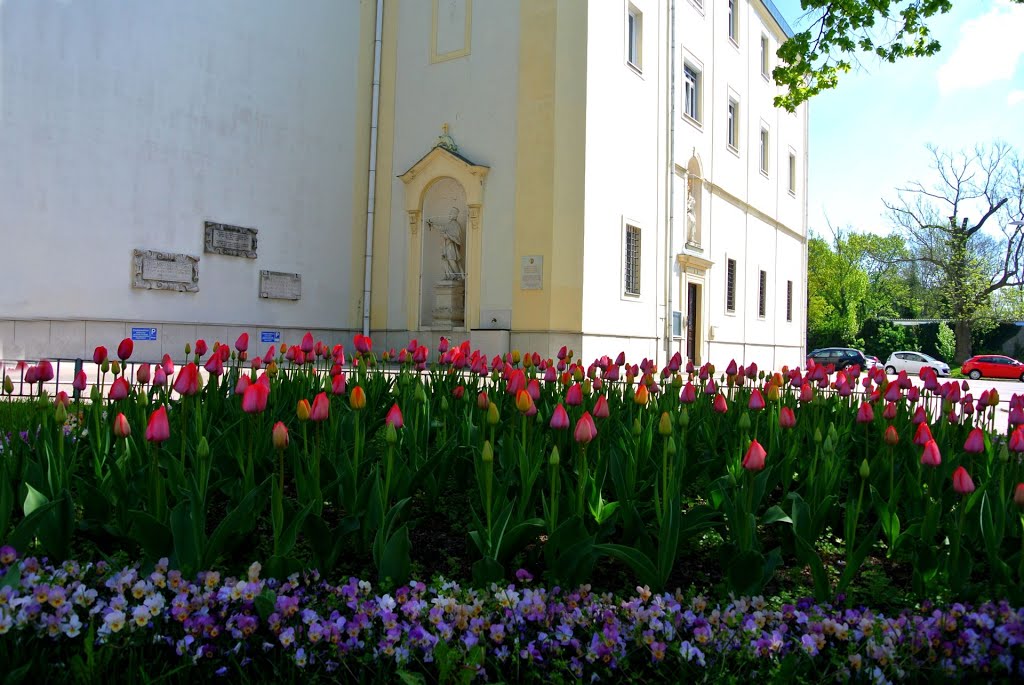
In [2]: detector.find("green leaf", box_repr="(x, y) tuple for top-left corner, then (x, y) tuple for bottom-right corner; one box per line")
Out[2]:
(728, 549), (766, 596)
(170, 501), (201, 574)
(128, 510), (173, 561)
(254, 589), (277, 621)
(595, 543), (659, 588)
(396, 672), (426, 685)
(22, 483), (48, 517)
(0, 564), (21, 592)
(377, 523), (411, 585)
(6, 500), (60, 557)
(760, 505), (792, 526)
(203, 480), (270, 568)
(837, 521), (881, 594)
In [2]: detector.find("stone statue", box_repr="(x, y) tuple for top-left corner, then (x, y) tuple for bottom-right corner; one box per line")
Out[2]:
(427, 207), (465, 281)
(686, 193), (697, 243)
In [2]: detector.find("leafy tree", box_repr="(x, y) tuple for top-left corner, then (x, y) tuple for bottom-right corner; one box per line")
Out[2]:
(807, 233), (867, 349)
(774, 1), (1024, 111)
(935, 322), (956, 363)
(883, 143), (1024, 362)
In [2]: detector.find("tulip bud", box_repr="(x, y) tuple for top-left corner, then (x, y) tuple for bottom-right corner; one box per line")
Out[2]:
(549, 445), (560, 466)
(101, 360), (110, 374)
(482, 440), (494, 463)
(113, 413), (131, 439)
(859, 459), (870, 479)
(823, 435), (834, 454)
(440, 396), (449, 412)
(197, 436), (210, 461)
(385, 423), (398, 445)
(632, 418), (642, 437)
(54, 402), (67, 425)
(185, 342), (192, 356)
(666, 436), (677, 456)
(415, 384), (427, 404)
(486, 403), (500, 425)
(297, 399), (311, 421)
(1014, 483), (1024, 509)
(1000, 443), (1010, 463)
(658, 412), (673, 436)
(3, 375), (13, 395)
(738, 413), (751, 431)
(110, 361), (121, 376)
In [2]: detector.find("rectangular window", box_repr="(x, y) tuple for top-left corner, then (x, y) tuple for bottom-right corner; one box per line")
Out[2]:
(760, 35), (770, 78)
(726, 258), (737, 312)
(786, 280), (793, 322)
(758, 270), (767, 318)
(624, 224), (641, 296)
(627, 6), (642, 70)
(684, 64), (700, 122)
(728, 0), (738, 42)
(759, 127), (770, 176)
(788, 152), (797, 194)
(727, 99), (738, 150)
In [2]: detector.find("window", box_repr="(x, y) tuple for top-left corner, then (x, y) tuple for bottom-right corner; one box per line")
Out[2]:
(786, 280), (793, 322)
(684, 64), (701, 122)
(788, 152), (797, 194)
(627, 6), (642, 70)
(727, 0), (738, 42)
(760, 35), (770, 78)
(624, 224), (641, 296)
(759, 127), (770, 176)
(727, 98), (738, 150)
(726, 258), (737, 312)
(758, 270), (767, 318)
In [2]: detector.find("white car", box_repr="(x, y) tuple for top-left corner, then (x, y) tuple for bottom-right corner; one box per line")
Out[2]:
(883, 351), (951, 377)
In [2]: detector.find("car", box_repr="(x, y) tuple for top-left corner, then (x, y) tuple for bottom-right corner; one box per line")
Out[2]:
(807, 347), (871, 370)
(883, 351), (951, 377)
(960, 355), (1024, 381)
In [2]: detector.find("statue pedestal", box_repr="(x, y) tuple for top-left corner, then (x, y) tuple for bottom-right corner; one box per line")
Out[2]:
(432, 280), (465, 329)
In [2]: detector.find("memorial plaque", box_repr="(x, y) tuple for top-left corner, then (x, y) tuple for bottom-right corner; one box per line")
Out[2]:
(260, 270), (301, 301)
(204, 221), (258, 258)
(520, 255), (543, 290)
(132, 250), (200, 292)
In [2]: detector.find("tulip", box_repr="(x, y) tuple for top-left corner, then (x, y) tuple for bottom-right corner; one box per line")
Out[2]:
(882, 401), (897, 421)
(799, 382), (814, 403)
(153, 366), (167, 387)
(113, 413), (131, 439)
(573, 411), (598, 444)
(161, 354), (174, 376)
(36, 360), (54, 383)
(1010, 426), (1024, 453)
(331, 372), (347, 395)
(515, 389), (535, 414)
(117, 338), (134, 361)
(550, 404), (570, 430)
(296, 399), (311, 421)
(2, 375), (12, 395)
(748, 389), (766, 411)
(679, 382), (697, 404)
(173, 364), (200, 396)
(93, 346), (108, 365)
(235, 375), (252, 395)
(354, 334), (371, 354)
(204, 354), (224, 377)
(136, 364), (151, 385)
(24, 366), (39, 385)
(145, 406), (170, 444)
(565, 383), (583, 406)
(658, 411), (673, 436)
(73, 370), (88, 392)
(913, 422), (933, 446)
(235, 332), (249, 353)
(242, 383), (269, 414)
(952, 466), (975, 495)
(920, 439), (942, 467)
(963, 428), (985, 454)
(486, 402), (500, 425)
(712, 393), (728, 413)
(349, 386), (366, 410)
(527, 379), (541, 401)
(704, 378), (717, 395)
(634, 384), (649, 406)
(593, 394), (610, 419)
(195, 339), (208, 357)
(310, 392), (330, 421)
(476, 392), (490, 410)
(1014, 483), (1024, 508)
(856, 402), (874, 424)
(301, 332), (315, 354)
(263, 346), (276, 364)
(219, 343), (230, 362)
(54, 391), (70, 408)
(742, 440), (767, 471)
(883, 425), (899, 446)
(272, 421), (289, 450)
(778, 406), (796, 429)
(108, 377), (130, 401)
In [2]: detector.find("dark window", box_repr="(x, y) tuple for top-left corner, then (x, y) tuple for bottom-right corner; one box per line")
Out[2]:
(786, 280), (793, 322)
(758, 270), (767, 317)
(624, 224), (641, 296)
(726, 258), (737, 312)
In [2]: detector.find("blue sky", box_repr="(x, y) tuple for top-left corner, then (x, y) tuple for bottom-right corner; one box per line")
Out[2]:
(772, 0), (1024, 237)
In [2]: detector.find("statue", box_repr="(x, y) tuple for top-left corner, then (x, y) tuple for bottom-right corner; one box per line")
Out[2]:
(686, 193), (697, 243)
(426, 207), (465, 281)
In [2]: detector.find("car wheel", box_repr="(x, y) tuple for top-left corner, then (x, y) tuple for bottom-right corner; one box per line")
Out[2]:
(885, 366), (896, 375)
(1019, 372), (1024, 382)
(969, 370), (982, 380)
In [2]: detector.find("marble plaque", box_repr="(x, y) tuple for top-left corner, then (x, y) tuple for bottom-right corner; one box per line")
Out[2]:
(204, 221), (258, 258)
(520, 255), (543, 290)
(260, 270), (301, 301)
(132, 250), (200, 292)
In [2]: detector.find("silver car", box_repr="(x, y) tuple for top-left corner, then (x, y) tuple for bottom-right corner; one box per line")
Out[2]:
(883, 351), (951, 377)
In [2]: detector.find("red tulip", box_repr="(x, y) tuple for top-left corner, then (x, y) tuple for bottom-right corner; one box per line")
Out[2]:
(573, 411), (598, 444)
(36, 360), (54, 383)
(54, 391), (70, 408)
(742, 440), (767, 471)
(195, 339), (208, 357)
(477, 392), (490, 410)
(550, 404), (570, 430)
(963, 428), (985, 454)
(952, 466), (975, 495)
(332, 372), (347, 395)
(354, 334), (372, 354)
(747, 389), (765, 411)
(153, 366), (168, 387)
(24, 366), (39, 384)
(527, 379), (541, 401)
(117, 338), (133, 361)
(93, 346), (108, 365)
(113, 413), (131, 439)
(566, 383), (583, 406)
(301, 332), (315, 354)
(242, 383), (269, 414)
(136, 364), (151, 385)
(882, 401), (897, 421)
(1010, 426), (1024, 453)
(799, 383), (814, 403)
(913, 422), (933, 446)
(385, 403), (404, 429)
(73, 370), (88, 392)
(235, 332), (249, 353)
(920, 439), (942, 467)
(108, 377), (130, 400)
(856, 402), (874, 424)
(593, 395), (610, 419)
(912, 406), (927, 425)
(310, 392), (330, 422)
(172, 363), (200, 396)
(712, 393), (728, 413)
(679, 382), (697, 404)
(145, 406), (170, 444)
(883, 425), (899, 446)
(204, 354), (224, 377)
(235, 375), (252, 395)
(452, 385), (465, 399)
(263, 346), (276, 364)
(778, 406), (796, 429)
(704, 378), (717, 396)
(162, 354), (174, 376)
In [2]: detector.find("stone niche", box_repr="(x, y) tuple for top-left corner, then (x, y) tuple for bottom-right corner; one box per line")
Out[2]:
(132, 249), (200, 293)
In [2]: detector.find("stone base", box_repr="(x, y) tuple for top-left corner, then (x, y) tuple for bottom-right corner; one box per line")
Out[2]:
(431, 280), (465, 329)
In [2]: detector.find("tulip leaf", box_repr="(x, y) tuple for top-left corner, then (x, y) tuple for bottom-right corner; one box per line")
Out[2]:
(728, 549), (766, 596)
(128, 510), (173, 560)
(836, 520), (881, 594)
(254, 589), (277, 621)
(596, 543), (659, 588)
(377, 523), (411, 585)
(203, 480), (270, 568)
(759, 505), (792, 526)
(22, 483), (48, 517)
(5, 499), (59, 557)
(170, 501), (201, 575)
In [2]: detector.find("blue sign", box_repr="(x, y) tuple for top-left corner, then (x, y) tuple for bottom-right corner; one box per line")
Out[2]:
(260, 331), (281, 344)
(131, 327), (158, 341)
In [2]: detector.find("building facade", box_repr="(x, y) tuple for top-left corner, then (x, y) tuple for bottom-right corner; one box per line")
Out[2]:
(0, 0), (807, 370)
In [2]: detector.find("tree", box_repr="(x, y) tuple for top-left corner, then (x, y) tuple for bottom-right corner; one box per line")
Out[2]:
(774, 1), (1024, 111)
(883, 143), (1024, 362)
(807, 232), (868, 349)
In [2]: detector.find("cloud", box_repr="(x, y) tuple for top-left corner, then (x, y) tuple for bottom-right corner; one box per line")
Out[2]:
(936, 0), (1024, 96)
(1009, 90), (1024, 107)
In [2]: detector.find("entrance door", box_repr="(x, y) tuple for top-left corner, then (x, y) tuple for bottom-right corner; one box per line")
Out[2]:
(686, 283), (699, 363)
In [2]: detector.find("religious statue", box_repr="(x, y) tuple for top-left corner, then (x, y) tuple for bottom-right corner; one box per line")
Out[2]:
(686, 193), (697, 244)
(426, 207), (465, 281)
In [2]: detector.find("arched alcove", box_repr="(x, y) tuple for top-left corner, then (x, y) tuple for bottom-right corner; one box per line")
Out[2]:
(685, 155), (704, 247)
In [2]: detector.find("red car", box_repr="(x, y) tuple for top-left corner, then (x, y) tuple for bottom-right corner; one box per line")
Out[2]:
(960, 355), (1024, 381)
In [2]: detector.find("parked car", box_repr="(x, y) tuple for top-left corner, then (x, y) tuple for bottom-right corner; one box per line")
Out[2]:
(807, 347), (872, 370)
(883, 351), (951, 377)
(866, 355), (882, 367)
(960, 355), (1024, 381)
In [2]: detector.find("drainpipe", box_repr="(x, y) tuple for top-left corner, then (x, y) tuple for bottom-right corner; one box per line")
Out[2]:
(361, 0), (384, 337)
(664, 0), (677, 362)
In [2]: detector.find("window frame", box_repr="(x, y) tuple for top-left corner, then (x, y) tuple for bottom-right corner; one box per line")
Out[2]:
(726, 97), (739, 152)
(683, 62), (702, 124)
(626, 4), (643, 72)
(760, 34), (771, 80)
(786, 280), (793, 322)
(725, 257), (737, 313)
(788, 150), (797, 195)
(623, 223), (642, 298)
(759, 126), (770, 177)
(758, 269), (767, 319)
(727, 0), (738, 44)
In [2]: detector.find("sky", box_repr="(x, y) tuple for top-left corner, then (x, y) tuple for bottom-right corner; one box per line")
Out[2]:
(772, 0), (1024, 238)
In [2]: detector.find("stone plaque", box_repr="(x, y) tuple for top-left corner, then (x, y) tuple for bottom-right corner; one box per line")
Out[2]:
(132, 250), (200, 292)
(260, 270), (301, 301)
(204, 221), (258, 258)
(520, 255), (543, 290)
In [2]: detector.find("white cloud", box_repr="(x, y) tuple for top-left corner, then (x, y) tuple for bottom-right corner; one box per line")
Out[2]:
(1009, 90), (1024, 106)
(936, 0), (1024, 96)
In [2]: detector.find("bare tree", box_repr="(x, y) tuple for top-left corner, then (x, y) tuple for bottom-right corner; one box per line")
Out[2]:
(883, 143), (1024, 362)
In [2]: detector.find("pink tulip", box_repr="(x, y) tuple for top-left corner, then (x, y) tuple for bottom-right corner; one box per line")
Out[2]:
(136, 364), (151, 385)
(153, 366), (168, 387)
(235, 332), (249, 353)
(301, 332), (315, 354)
(679, 382), (697, 404)
(310, 392), (330, 422)
(566, 383), (583, 406)
(748, 389), (766, 411)
(117, 338), (134, 361)
(108, 377), (130, 401)
(952, 466), (975, 495)
(235, 375), (252, 395)
(704, 378), (717, 396)
(54, 391), (70, 408)
(725, 359), (738, 376)
(24, 366), (38, 385)
(264, 346), (276, 364)
(204, 354), (224, 377)
(593, 395), (610, 419)
(742, 440), (767, 471)
(778, 406), (796, 429)
(93, 346), (108, 365)
(1009, 426), (1024, 453)
(550, 404), (570, 430)
(799, 383), (814, 403)
(332, 372), (347, 395)
(507, 369), (526, 396)
(573, 411), (598, 444)
(173, 363), (200, 396)
(856, 402), (874, 424)
(385, 403), (404, 428)
(36, 360), (54, 383)
(113, 413), (131, 439)
(145, 406), (170, 444)
(712, 393), (728, 413)
(527, 379), (541, 401)
(920, 439), (942, 467)
(477, 392), (490, 410)
(913, 422), (933, 446)
(160, 354), (173, 377)
(882, 402), (897, 420)
(354, 334), (371, 354)
(963, 428), (986, 454)
(242, 383), (269, 414)
(73, 370), (88, 392)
